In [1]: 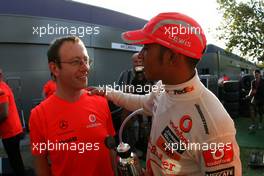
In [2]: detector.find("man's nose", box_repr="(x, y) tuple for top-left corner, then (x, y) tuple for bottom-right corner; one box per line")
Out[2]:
(80, 61), (90, 72)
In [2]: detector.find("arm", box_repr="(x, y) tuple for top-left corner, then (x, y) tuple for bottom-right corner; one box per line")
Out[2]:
(0, 102), (8, 123)
(197, 95), (242, 175)
(29, 108), (51, 176)
(0, 90), (8, 123)
(34, 155), (51, 176)
(248, 80), (256, 97)
(106, 87), (154, 116)
(199, 135), (242, 176)
(248, 89), (256, 97)
(90, 81), (164, 115)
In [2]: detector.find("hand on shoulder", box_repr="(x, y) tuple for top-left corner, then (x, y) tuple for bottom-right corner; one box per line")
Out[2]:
(87, 87), (106, 96)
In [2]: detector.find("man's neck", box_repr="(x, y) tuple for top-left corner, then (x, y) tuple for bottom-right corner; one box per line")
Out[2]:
(162, 70), (195, 85)
(55, 85), (83, 102)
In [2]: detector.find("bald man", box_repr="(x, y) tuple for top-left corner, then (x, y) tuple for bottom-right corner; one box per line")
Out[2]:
(117, 53), (143, 87)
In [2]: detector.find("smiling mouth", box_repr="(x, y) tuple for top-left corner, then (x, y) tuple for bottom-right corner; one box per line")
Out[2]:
(78, 75), (87, 81)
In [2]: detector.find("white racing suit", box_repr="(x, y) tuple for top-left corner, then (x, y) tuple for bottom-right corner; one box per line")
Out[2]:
(106, 71), (242, 176)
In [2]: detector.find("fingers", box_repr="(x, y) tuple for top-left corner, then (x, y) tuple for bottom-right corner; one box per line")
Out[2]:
(88, 87), (106, 96)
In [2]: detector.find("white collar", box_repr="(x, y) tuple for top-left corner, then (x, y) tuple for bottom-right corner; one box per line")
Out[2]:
(162, 70), (204, 98)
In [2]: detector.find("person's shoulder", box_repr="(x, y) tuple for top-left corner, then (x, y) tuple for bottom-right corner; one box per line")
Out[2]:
(123, 68), (133, 73)
(0, 81), (8, 90)
(30, 103), (43, 125)
(29, 100), (49, 131)
(119, 69), (132, 77)
(199, 90), (236, 133)
(85, 93), (108, 104)
(0, 82), (12, 95)
(45, 80), (54, 87)
(200, 88), (231, 119)
(201, 88), (223, 107)
(31, 99), (46, 114)
(30, 99), (51, 126)
(31, 95), (56, 115)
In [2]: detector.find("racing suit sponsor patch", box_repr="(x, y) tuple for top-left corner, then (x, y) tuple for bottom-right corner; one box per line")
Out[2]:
(179, 115), (192, 133)
(169, 120), (189, 145)
(195, 104), (209, 135)
(203, 144), (234, 167)
(205, 166), (234, 176)
(156, 136), (181, 160)
(162, 126), (185, 155)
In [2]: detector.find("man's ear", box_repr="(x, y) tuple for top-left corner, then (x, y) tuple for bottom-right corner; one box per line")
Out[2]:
(170, 52), (186, 66)
(162, 49), (174, 65)
(49, 62), (59, 78)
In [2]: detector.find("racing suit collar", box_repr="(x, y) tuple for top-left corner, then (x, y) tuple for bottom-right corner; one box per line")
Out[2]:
(163, 69), (203, 97)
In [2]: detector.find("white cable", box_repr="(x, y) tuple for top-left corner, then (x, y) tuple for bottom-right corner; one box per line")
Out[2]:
(118, 108), (144, 143)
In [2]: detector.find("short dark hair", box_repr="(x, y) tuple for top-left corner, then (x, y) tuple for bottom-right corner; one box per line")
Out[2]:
(159, 45), (199, 68)
(187, 46), (206, 68)
(254, 69), (260, 74)
(47, 36), (80, 67)
(47, 36), (81, 80)
(186, 57), (200, 69)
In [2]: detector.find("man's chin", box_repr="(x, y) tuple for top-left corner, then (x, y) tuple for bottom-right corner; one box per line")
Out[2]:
(74, 82), (87, 91)
(81, 83), (88, 89)
(79, 79), (88, 86)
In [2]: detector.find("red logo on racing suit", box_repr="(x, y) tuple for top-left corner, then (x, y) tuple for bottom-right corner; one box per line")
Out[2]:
(203, 144), (234, 167)
(169, 120), (190, 145)
(156, 136), (181, 161)
(179, 115), (192, 133)
(147, 140), (177, 174)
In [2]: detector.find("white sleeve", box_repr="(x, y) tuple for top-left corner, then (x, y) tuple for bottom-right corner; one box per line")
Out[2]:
(105, 87), (154, 116)
(198, 134), (242, 176)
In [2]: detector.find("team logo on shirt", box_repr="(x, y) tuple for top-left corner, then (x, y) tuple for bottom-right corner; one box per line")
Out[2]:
(59, 120), (68, 129)
(88, 114), (96, 123)
(86, 114), (102, 128)
(179, 115), (192, 133)
(202, 144), (234, 167)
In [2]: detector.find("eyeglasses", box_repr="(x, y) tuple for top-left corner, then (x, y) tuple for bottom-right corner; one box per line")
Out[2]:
(57, 59), (93, 67)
